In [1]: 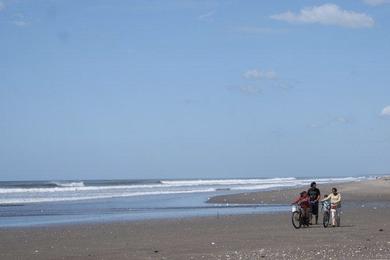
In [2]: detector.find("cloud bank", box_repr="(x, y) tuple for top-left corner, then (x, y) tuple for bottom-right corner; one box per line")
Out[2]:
(271, 4), (374, 28)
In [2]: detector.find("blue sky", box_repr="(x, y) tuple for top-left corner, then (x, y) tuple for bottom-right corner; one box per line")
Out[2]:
(1, 0), (389, 180)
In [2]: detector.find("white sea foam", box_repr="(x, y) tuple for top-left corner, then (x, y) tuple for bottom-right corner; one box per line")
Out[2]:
(231, 183), (302, 191)
(160, 177), (297, 186)
(0, 183), (168, 194)
(52, 181), (85, 187)
(0, 188), (216, 205)
(0, 177), (297, 194)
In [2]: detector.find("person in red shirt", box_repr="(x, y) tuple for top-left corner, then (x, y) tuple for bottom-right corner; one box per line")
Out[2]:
(292, 191), (310, 224)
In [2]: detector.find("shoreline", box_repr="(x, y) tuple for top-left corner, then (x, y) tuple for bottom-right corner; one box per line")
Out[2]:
(1, 178), (390, 259)
(0, 176), (369, 228)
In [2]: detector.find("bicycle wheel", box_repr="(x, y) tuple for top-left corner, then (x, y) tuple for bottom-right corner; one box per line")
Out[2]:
(292, 211), (302, 229)
(323, 211), (330, 228)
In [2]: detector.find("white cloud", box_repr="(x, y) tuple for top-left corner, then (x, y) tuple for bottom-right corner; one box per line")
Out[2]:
(239, 85), (262, 95)
(381, 106), (390, 117)
(0, 1), (5, 11)
(363, 0), (390, 6)
(243, 69), (277, 80)
(198, 11), (215, 21)
(227, 69), (294, 97)
(12, 20), (29, 27)
(271, 4), (374, 28)
(309, 116), (353, 128)
(334, 116), (349, 123)
(11, 13), (30, 27)
(226, 84), (262, 96)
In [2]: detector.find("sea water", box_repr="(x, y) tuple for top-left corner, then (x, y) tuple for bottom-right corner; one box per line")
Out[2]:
(0, 176), (367, 227)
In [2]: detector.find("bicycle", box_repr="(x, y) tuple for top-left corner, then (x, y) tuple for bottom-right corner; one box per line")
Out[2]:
(291, 203), (310, 229)
(321, 201), (331, 228)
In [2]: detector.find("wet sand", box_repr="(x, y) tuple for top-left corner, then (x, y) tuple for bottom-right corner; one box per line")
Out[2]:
(1, 178), (390, 259)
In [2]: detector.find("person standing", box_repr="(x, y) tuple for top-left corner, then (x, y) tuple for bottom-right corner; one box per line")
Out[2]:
(307, 181), (321, 224)
(322, 188), (341, 227)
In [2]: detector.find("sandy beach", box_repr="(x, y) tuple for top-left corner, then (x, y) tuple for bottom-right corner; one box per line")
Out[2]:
(208, 177), (390, 205)
(1, 178), (390, 259)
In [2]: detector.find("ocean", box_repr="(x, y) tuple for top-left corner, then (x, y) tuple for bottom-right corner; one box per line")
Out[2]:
(0, 176), (367, 227)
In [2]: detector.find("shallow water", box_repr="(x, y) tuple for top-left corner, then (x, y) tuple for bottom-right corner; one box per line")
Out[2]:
(0, 191), (290, 227)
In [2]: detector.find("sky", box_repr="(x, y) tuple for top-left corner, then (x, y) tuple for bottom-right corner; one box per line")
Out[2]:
(0, 0), (390, 180)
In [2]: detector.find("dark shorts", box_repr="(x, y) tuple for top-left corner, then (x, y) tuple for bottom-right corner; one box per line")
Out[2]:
(310, 201), (319, 215)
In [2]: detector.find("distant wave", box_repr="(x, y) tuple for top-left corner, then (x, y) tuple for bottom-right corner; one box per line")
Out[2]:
(51, 181), (85, 188)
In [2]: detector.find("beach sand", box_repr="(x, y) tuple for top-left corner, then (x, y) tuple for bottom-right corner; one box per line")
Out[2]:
(1, 178), (390, 259)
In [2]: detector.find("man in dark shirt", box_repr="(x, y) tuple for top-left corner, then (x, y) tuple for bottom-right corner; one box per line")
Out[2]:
(307, 181), (321, 224)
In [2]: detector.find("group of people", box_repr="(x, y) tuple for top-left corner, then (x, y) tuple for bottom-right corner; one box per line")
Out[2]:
(293, 182), (342, 227)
